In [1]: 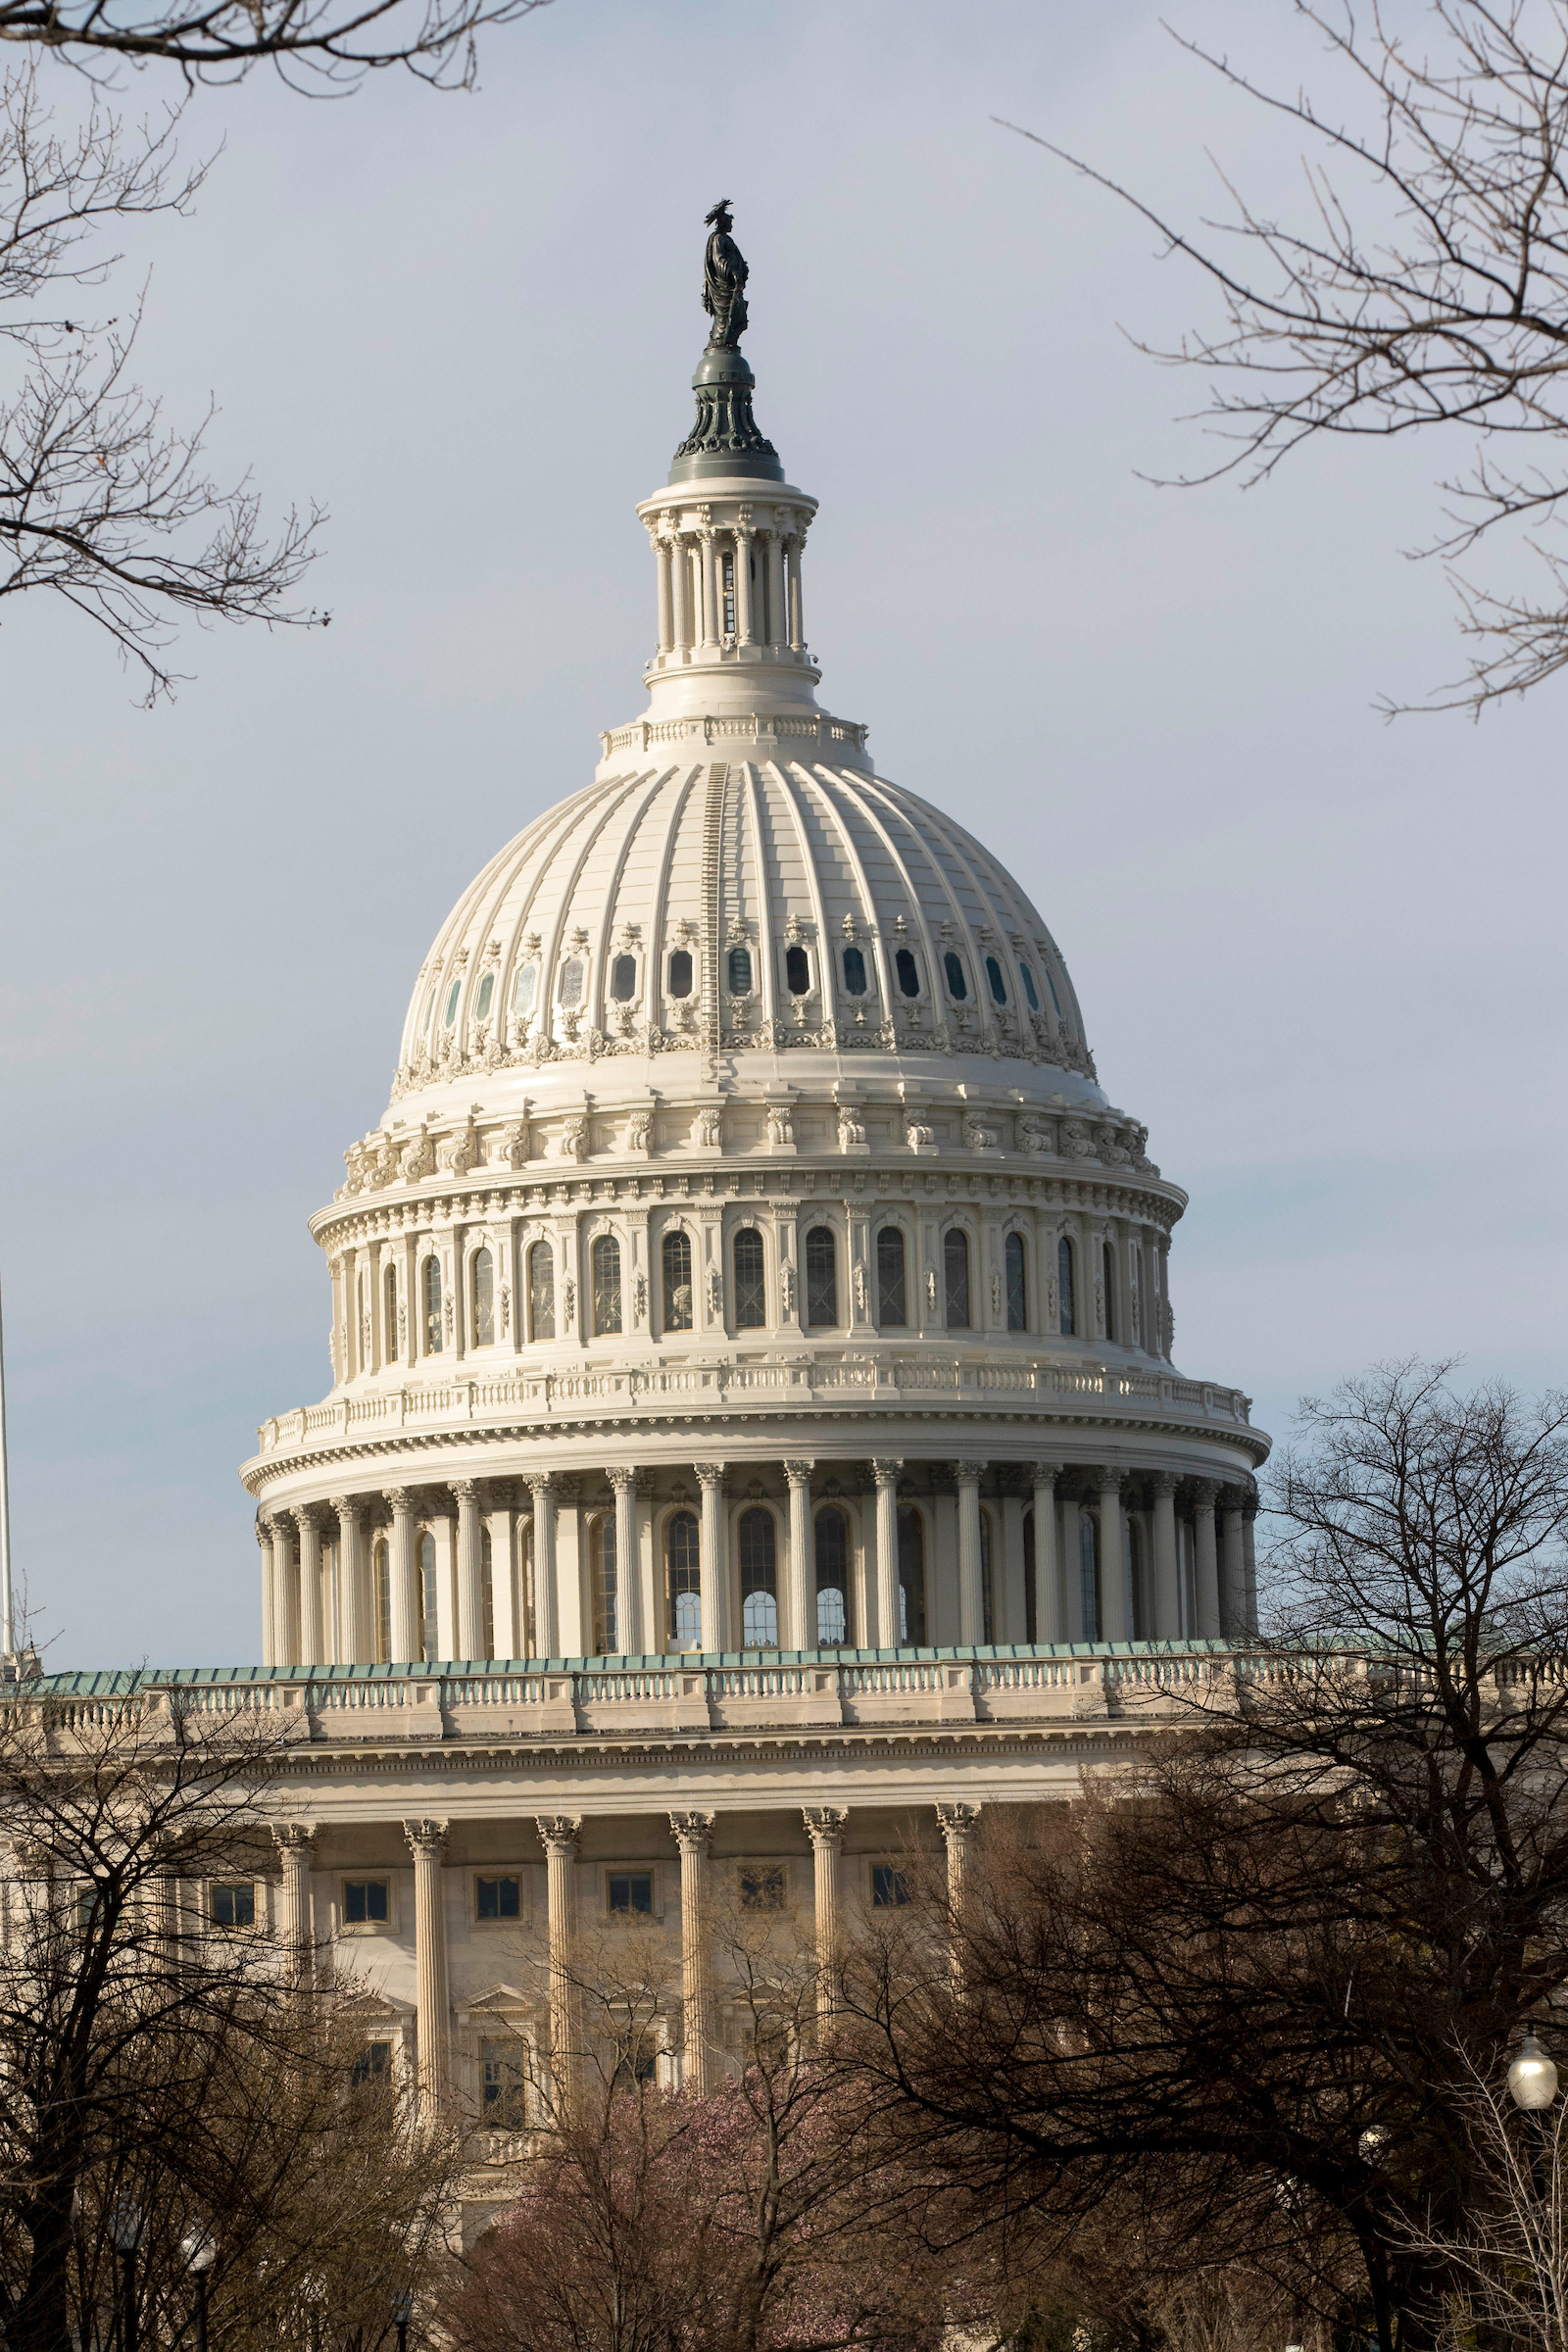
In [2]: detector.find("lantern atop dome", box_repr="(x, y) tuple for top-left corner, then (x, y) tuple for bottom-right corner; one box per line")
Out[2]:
(669, 203), (783, 488)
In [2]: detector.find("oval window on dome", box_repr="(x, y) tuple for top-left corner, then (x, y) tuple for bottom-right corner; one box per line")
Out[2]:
(943, 951), (968, 1002)
(842, 946), (867, 997)
(611, 954), (638, 1003)
(667, 949), (693, 1000)
(1017, 959), (1040, 1013)
(895, 948), (920, 998)
(786, 944), (810, 997)
(442, 978), (462, 1028)
(727, 946), (753, 997)
(985, 955), (1008, 1006)
(558, 958), (584, 1008)
(1045, 966), (1063, 1018)
(513, 963), (537, 1020)
(475, 971), (495, 1022)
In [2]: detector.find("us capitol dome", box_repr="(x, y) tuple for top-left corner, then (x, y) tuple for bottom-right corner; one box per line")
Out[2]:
(241, 212), (1267, 1685)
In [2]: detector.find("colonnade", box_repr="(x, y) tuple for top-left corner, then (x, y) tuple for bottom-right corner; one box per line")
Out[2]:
(651, 515), (806, 661)
(258, 1456), (1260, 1669)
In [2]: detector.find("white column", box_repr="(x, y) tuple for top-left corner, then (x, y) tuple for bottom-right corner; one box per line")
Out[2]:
(1030, 1467), (1062, 1641)
(611, 1468), (641, 1654)
(698, 530), (718, 651)
(785, 533), (805, 650)
(871, 1459), (902, 1648)
(784, 1460), (812, 1650)
(1243, 1498), (1259, 1635)
(1152, 1473), (1182, 1639)
(696, 1464), (728, 1650)
(956, 1465), (984, 1645)
(296, 1508), (325, 1669)
(527, 1473), (559, 1655)
(1220, 1489), (1248, 1640)
(404, 1819), (449, 2122)
(536, 1815), (581, 2118)
(485, 1498), (517, 1659)
(257, 1522), (274, 1667)
(764, 531), (786, 647)
(670, 533), (692, 652)
(936, 1800), (981, 1980)
(655, 533), (673, 654)
(387, 1487), (419, 1664)
(1192, 1481), (1221, 1639)
(669, 1811), (714, 2093)
(270, 1518), (300, 1667)
(454, 1479), (484, 1660)
(735, 528), (755, 644)
(803, 1805), (846, 2018)
(272, 1823), (315, 1980)
(331, 1494), (369, 1664)
(1095, 1469), (1129, 1642)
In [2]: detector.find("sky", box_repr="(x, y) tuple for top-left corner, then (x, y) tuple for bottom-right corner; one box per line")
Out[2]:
(2, 0), (1563, 1668)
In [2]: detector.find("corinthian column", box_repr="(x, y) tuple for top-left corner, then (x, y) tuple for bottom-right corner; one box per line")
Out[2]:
(257, 1521), (274, 1667)
(1191, 1481), (1221, 1640)
(403, 1820), (450, 2121)
(955, 1465), (985, 1645)
(668, 1811), (715, 2093)
(1093, 1468), (1129, 1642)
(1219, 1489), (1249, 1640)
(1151, 1473), (1182, 1639)
(610, 1467), (642, 1654)
(1030, 1466), (1062, 1642)
(454, 1480), (484, 1659)
(387, 1487), (419, 1664)
(803, 1806), (847, 2019)
(783, 1461), (813, 1650)
(331, 1494), (368, 1664)
(296, 1507), (326, 1668)
(734, 527), (755, 644)
(871, 1460), (902, 1648)
(269, 1519), (299, 1667)
(536, 1815), (581, 2118)
(526, 1474), (559, 1656)
(936, 1800), (981, 1982)
(272, 1823), (316, 1980)
(695, 1463), (728, 1651)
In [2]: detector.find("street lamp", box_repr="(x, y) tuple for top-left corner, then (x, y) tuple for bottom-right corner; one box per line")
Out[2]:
(108, 2200), (143, 2352)
(393, 2291), (413, 2352)
(1507, 2029), (1560, 2194)
(181, 2227), (216, 2352)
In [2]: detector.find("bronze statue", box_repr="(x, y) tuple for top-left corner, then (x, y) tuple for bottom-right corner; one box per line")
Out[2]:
(703, 201), (749, 351)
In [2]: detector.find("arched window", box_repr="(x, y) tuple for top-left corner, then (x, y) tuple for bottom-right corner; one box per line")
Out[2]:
(980, 1508), (995, 1644)
(842, 945), (867, 996)
(372, 1538), (391, 1665)
(558, 958), (584, 1009)
(943, 951), (967, 1002)
(805, 1225), (838, 1328)
(1023, 1510), (1037, 1643)
(1079, 1511), (1101, 1643)
(1005, 1233), (1027, 1332)
(895, 947), (920, 997)
(422, 1257), (443, 1355)
(528, 1242), (555, 1342)
(1017, 959), (1041, 1013)
(1057, 1236), (1076, 1338)
(876, 1225), (906, 1327)
(470, 1247), (495, 1347)
(384, 1262), (398, 1360)
(513, 962), (537, 1021)
(475, 970), (495, 1023)
(738, 1507), (778, 1646)
(944, 1228), (971, 1329)
(733, 1227), (766, 1329)
(1102, 1241), (1117, 1345)
(590, 1514), (617, 1655)
(611, 954), (638, 1002)
(667, 949), (693, 999)
(417, 1531), (439, 1663)
(897, 1506), (927, 1645)
(727, 945), (753, 996)
(785, 944), (810, 996)
(985, 955), (1008, 1006)
(814, 1505), (851, 1647)
(665, 1510), (701, 1647)
(442, 978), (461, 1028)
(662, 1229), (694, 1331)
(592, 1234), (622, 1336)
(481, 1524), (496, 1661)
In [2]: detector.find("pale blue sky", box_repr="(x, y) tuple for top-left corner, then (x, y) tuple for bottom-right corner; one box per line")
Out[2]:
(3, 0), (1562, 1666)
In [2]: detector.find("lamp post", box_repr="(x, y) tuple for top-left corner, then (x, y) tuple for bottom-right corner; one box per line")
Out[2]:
(180, 2227), (216, 2352)
(393, 2291), (413, 2352)
(1507, 2028), (1560, 2196)
(108, 2200), (143, 2352)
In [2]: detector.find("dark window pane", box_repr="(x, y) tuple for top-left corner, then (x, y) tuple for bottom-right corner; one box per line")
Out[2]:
(1024, 1510), (1038, 1643)
(609, 1871), (654, 1916)
(944, 951), (967, 1001)
(727, 946), (753, 995)
(666, 1510), (701, 1643)
(1005, 1233), (1027, 1332)
(1057, 1237), (1075, 1337)
(1080, 1512), (1100, 1642)
(662, 1230), (694, 1330)
(895, 948), (920, 997)
(981, 1509), (994, 1644)
(344, 1880), (388, 1926)
(786, 944), (810, 996)
(871, 1864), (911, 1907)
(212, 1883), (255, 1929)
(814, 1506), (851, 1646)
(738, 1505), (778, 1648)
(667, 949), (693, 999)
(985, 955), (1007, 1005)
(1017, 959), (1040, 1012)
(612, 954), (638, 1002)
(592, 1514), (617, 1655)
(351, 2038), (392, 2088)
(876, 1226), (906, 1326)
(842, 945), (867, 996)
(897, 1507), (926, 1645)
(476, 1876), (520, 1921)
(740, 1864), (786, 1912)
(734, 1228), (766, 1328)
(1102, 1242), (1116, 1345)
(805, 1226), (837, 1327)
(944, 1228), (971, 1329)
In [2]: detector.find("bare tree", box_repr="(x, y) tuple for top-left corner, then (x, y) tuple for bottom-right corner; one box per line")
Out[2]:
(1007, 2), (1568, 713)
(0, 0), (547, 86)
(0, 62), (325, 701)
(1399, 2058), (1568, 2352)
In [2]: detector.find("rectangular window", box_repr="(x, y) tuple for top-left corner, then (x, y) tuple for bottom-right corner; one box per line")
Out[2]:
(343, 1879), (390, 1926)
(739, 1863), (786, 1912)
(481, 2036), (529, 2123)
(351, 2037), (392, 2089)
(211, 1882), (257, 1930)
(475, 1875), (521, 1922)
(871, 1864), (912, 1908)
(608, 1870), (654, 1918)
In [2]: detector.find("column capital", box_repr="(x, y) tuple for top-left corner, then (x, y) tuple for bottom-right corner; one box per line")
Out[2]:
(1088, 1465), (1126, 1497)
(385, 1486), (417, 1514)
(525, 1470), (558, 1500)
(266, 1513), (294, 1543)
(608, 1465), (637, 1494)
(693, 1461), (728, 1492)
(1029, 1463), (1059, 1491)
(536, 1814), (582, 1857)
(1150, 1471), (1182, 1497)
(783, 1458), (814, 1491)
(935, 1801), (982, 1840)
(953, 1460), (985, 1490)
(802, 1805), (848, 1851)
(668, 1810), (715, 1853)
(272, 1821), (317, 1856)
(870, 1457), (904, 1489)
(295, 1501), (328, 1533)
(327, 1492), (359, 1519)
(1189, 1478), (1220, 1507)
(1218, 1483), (1248, 1511)
(1242, 1494), (1260, 1523)
(402, 1818), (448, 1859)
(254, 1519), (269, 1549)
(452, 1479), (481, 1507)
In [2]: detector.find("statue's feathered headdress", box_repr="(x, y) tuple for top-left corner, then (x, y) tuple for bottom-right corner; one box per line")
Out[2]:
(705, 200), (732, 228)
